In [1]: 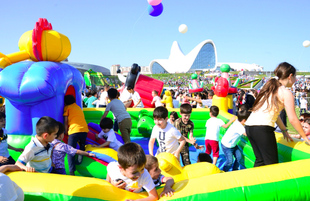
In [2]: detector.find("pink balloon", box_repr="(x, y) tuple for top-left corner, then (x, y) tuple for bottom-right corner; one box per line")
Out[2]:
(147, 0), (162, 6)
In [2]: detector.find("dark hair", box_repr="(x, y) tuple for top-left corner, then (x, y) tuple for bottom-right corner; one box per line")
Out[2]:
(252, 62), (296, 112)
(304, 118), (310, 125)
(180, 103), (192, 114)
(36, 116), (59, 136)
(153, 106), (168, 119)
(64, 95), (76, 105)
(0, 111), (5, 119)
(239, 104), (249, 111)
(300, 113), (310, 119)
(152, 90), (159, 95)
(100, 118), (113, 129)
(145, 155), (158, 171)
(118, 142), (146, 170)
(198, 153), (212, 163)
(237, 109), (251, 122)
(127, 86), (133, 91)
(210, 105), (219, 117)
(107, 88), (118, 99)
(208, 91), (214, 97)
(170, 111), (179, 120)
(56, 122), (65, 138)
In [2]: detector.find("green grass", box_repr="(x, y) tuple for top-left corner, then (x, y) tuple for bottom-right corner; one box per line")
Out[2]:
(287, 107), (300, 134)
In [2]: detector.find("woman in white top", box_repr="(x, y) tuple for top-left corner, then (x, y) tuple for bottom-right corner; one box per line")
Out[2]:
(245, 62), (310, 167)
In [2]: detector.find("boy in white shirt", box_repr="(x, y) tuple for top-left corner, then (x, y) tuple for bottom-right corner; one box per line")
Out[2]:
(221, 109), (251, 172)
(93, 117), (123, 151)
(127, 87), (144, 108)
(151, 90), (163, 108)
(205, 106), (235, 166)
(107, 142), (158, 201)
(148, 106), (186, 159)
(16, 116), (59, 173)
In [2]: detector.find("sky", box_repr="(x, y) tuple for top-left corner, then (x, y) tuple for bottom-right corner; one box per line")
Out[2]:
(1, 0), (310, 71)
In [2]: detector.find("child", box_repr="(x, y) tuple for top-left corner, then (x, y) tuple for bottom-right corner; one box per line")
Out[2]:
(0, 112), (23, 166)
(145, 155), (175, 197)
(101, 88), (132, 143)
(127, 87), (144, 108)
(174, 103), (197, 166)
(0, 164), (24, 201)
(16, 116), (59, 173)
(93, 117), (123, 151)
(167, 111), (179, 126)
(64, 95), (89, 175)
(221, 109), (251, 172)
(85, 90), (98, 108)
(148, 106), (186, 160)
(151, 90), (163, 108)
(197, 153), (212, 163)
(106, 142), (158, 201)
(205, 106), (235, 166)
(300, 95), (308, 115)
(51, 122), (95, 175)
(290, 118), (310, 140)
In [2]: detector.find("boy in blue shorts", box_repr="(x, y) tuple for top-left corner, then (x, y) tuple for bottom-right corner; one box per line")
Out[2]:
(221, 109), (251, 171)
(107, 142), (158, 200)
(16, 116), (59, 173)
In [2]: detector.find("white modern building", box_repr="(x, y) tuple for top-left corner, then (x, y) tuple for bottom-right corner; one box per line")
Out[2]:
(149, 40), (263, 74)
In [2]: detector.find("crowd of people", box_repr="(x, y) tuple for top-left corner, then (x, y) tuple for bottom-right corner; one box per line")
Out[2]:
(1, 62), (310, 201)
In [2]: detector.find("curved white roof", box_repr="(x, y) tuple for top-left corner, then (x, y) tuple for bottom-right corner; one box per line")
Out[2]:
(149, 40), (218, 73)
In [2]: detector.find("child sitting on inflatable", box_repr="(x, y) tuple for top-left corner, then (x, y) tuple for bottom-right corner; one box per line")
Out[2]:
(145, 155), (175, 197)
(151, 90), (163, 108)
(93, 118), (123, 151)
(16, 116), (59, 173)
(51, 122), (95, 175)
(106, 143), (158, 200)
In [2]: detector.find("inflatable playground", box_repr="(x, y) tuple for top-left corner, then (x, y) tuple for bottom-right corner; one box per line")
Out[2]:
(1, 18), (310, 201)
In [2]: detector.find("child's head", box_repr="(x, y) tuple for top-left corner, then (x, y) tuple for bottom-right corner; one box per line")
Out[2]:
(237, 109), (251, 125)
(107, 88), (118, 99)
(197, 153), (213, 163)
(299, 113), (310, 126)
(302, 118), (310, 136)
(117, 142), (146, 181)
(100, 118), (113, 133)
(127, 86), (134, 94)
(0, 112), (5, 129)
(153, 106), (168, 129)
(64, 95), (76, 106)
(169, 111), (179, 123)
(208, 91), (214, 99)
(180, 103), (192, 124)
(210, 106), (219, 117)
(152, 90), (159, 97)
(56, 121), (65, 140)
(36, 116), (59, 142)
(145, 155), (161, 180)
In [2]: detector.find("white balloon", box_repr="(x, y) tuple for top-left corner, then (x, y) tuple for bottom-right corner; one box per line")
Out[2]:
(178, 24), (188, 34)
(303, 40), (310, 48)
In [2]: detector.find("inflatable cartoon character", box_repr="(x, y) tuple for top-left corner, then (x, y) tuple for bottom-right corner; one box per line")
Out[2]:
(161, 90), (173, 108)
(188, 73), (203, 93)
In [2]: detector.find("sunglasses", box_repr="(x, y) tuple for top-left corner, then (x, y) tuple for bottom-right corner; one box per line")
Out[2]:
(299, 119), (304, 122)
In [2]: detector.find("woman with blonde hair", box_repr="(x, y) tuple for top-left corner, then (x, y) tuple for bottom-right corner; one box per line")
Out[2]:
(245, 62), (310, 167)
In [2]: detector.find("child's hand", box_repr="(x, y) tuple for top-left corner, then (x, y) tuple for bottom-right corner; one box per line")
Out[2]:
(160, 186), (175, 197)
(189, 138), (196, 145)
(89, 153), (96, 158)
(24, 166), (36, 172)
(112, 179), (126, 189)
(0, 156), (8, 164)
(92, 144), (98, 147)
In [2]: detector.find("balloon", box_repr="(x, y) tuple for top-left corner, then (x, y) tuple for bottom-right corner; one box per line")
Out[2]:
(148, 3), (163, 17)
(303, 40), (310, 48)
(178, 24), (188, 34)
(147, 0), (162, 6)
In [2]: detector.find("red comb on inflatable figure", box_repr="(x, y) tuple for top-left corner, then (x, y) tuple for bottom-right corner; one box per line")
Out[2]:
(32, 18), (53, 61)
